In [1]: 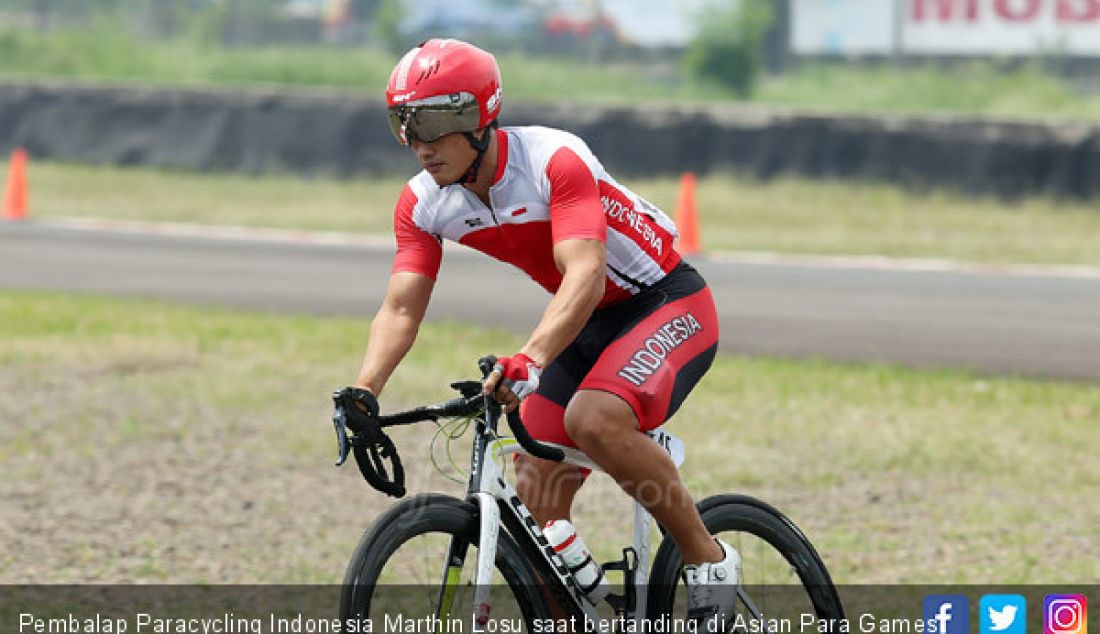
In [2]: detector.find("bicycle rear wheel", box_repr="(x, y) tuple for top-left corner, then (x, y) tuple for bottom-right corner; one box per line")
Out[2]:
(647, 494), (844, 631)
(341, 493), (550, 630)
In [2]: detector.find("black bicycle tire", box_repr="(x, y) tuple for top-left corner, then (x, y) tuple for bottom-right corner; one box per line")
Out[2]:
(340, 493), (551, 625)
(647, 494), (844, 622)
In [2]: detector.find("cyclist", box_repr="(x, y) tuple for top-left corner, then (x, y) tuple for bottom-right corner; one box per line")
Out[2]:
(346, 38), (739, 628)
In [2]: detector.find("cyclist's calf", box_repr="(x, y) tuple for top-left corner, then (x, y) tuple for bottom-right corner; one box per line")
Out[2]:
(564, 390), (723, 565)
(514, 455), (585, 526)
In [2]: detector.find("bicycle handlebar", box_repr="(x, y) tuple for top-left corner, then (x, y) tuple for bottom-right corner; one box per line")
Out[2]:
(366, 357), (566, 459)
(505, 408), (564, 462)
(334, 356), (567, 497)
(478, 355), (565, 463)
(377, 395), (482, 426)
(375, 391), (564, 463)
(372, 357), (566, 461)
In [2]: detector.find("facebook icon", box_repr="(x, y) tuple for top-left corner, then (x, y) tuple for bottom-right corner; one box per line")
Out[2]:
(924, 595), (970, 634)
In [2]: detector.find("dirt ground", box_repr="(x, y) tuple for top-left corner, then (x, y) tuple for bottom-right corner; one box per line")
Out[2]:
(4, 365), (1095, 585)
(0, 339), (638, 584)
(2, 293), (1097, 585)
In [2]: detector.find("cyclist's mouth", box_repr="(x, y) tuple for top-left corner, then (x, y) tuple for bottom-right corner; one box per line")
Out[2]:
(424, 161), (445, 174)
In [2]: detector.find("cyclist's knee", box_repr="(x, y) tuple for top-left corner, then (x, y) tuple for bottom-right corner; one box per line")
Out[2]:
(564, 391), (637, 451)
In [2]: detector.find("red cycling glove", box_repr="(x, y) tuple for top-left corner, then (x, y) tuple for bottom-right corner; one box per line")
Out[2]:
(493, 353), (542, 400)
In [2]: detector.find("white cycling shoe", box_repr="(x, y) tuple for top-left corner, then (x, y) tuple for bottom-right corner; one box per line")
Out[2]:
(683, 539), (742, 633)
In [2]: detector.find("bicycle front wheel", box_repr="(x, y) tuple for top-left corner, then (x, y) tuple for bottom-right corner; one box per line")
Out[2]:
(341, 493), (550, 630)
(647, 494), (844, 630)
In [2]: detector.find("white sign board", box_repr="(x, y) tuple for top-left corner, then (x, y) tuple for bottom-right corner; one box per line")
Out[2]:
(792, 0), (896, 54)
(905, 0), (1100, 54)
(791, 0), (1100, 56)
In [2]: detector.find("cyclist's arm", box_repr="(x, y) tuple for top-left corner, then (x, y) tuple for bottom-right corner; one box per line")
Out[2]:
(519, 146), (608, 367)
(356, 184), (441, 396)
(354, 271), (434, 396)
(519, 238), (605, 367)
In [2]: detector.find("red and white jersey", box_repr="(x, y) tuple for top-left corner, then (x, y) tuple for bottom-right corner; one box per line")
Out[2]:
(391, 126), (682, 308)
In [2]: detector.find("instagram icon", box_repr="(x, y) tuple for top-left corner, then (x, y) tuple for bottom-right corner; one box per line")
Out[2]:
(1045, 595), (1088, 634)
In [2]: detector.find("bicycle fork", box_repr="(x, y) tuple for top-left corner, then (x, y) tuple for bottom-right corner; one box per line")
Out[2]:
(439, 432), (608, 628)
(472, 491), (501, 627)
(429, 493), (499, 629)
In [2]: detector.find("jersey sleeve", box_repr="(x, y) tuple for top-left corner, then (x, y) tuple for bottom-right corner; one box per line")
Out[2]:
(546, 147), (607, 244)
(391, 184), (443, 280)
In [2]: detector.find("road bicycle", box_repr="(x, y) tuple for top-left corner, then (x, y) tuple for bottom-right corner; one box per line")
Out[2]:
(332, 357), (844, 632)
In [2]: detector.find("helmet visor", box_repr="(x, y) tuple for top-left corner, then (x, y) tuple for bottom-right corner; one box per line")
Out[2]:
(387, 92), (481, 145)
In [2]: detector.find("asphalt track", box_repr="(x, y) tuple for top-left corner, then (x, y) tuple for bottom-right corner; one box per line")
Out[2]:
(2, 221), (1098, 382)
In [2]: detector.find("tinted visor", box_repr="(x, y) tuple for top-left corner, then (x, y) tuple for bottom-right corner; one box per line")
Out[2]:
(387, 92), (480, 145)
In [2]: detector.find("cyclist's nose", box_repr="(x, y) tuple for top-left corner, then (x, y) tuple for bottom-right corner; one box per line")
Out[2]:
(411, 138), (433, 159)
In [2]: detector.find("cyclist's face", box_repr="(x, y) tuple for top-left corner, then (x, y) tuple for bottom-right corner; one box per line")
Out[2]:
(410, 131), (478, 186)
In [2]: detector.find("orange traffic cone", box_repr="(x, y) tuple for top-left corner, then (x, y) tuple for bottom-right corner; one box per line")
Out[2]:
(2, 148), (28, 221)
(673, 172), (700, 255)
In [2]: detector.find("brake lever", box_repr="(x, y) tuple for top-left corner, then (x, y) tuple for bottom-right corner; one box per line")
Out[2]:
(332, 399), (351, 467)
(478, 355), (498, 379)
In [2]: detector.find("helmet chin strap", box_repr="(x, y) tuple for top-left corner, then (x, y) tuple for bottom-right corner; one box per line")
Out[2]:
(443, 120), (498, 188)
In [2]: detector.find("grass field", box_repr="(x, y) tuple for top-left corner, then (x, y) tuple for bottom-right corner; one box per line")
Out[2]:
(0, 26), (732, 105)
(21, 160), (1100, 267)
(2, 26), (1100, 118)
(1, 290), (1096, 584)
(757, 62), (1100, 120)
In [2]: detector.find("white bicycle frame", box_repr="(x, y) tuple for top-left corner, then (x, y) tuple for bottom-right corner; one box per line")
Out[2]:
(463, 426), (686, 630)
(344, 378), (839, 633)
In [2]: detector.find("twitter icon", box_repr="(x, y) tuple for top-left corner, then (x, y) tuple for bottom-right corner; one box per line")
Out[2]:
(982, 595), (1027, 634)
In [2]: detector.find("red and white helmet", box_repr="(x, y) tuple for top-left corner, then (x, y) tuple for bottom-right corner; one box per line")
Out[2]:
(385, 39), (503, 145)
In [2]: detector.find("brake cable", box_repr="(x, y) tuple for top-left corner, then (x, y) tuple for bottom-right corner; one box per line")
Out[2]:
(429, 414), (475, 484)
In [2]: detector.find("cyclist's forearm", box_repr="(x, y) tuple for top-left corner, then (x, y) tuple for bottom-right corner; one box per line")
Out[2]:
(521, 261), (604, 367)
(355, 307), (422, 396)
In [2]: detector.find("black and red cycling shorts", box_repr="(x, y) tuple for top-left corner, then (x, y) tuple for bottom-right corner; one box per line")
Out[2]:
(520, 261), (719, 449)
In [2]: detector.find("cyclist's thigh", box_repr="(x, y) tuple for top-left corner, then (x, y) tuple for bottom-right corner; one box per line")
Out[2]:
(579, 279), (719, 432)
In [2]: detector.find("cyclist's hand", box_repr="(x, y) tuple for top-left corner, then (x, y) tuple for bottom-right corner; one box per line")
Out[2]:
(483, 353), (541, 413)
(337, 386), (379, 431)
